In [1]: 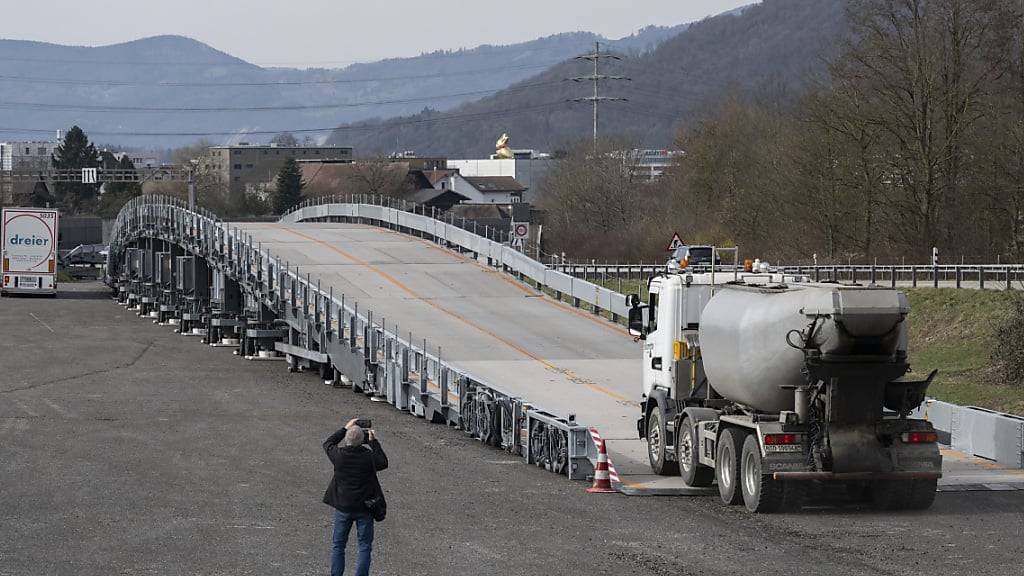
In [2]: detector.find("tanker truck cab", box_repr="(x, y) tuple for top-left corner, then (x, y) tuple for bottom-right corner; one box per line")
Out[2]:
(629, 254), (942, 512)
(630, 268), (719, 476)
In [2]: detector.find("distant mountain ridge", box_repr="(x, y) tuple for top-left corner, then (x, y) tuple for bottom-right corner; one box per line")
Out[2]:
(326, 0), (848, 157)
(0, 25), (689, 147)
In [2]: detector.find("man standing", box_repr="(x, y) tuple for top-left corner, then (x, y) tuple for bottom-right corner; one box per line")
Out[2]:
(323, 418), (388, 576)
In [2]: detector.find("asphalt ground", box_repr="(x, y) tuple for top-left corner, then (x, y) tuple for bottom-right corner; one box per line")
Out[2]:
(1, 282), (1022, 576)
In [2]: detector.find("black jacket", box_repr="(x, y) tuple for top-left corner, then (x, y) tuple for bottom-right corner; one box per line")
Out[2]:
(322, 427), (389, 512)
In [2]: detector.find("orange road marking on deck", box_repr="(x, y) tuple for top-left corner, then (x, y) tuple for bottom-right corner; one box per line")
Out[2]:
(274, 225), (629, 403)
(374, 226), (632, 337)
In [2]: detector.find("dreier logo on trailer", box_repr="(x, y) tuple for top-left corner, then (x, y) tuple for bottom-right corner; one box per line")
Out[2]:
(9, 234), (50, 246)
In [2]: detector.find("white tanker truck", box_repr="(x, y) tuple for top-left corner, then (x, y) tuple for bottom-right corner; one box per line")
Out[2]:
(627, 248), (942, 512)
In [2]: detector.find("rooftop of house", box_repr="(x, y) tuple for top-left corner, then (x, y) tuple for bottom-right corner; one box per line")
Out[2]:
(448, 203), (513, 220)
(409, 188), (469, 205)
(421, 169), (460, 187)
(463, 176), (527, 193)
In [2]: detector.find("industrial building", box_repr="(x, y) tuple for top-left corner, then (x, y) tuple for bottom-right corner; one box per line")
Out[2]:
(0, 140), (60, 171)
(202, 144), (354, 194)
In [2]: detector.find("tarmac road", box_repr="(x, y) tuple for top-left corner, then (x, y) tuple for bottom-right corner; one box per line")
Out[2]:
(0, 282), (1022, 576)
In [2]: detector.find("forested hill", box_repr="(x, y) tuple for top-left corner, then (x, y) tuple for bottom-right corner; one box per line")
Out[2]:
(327, 0), (848, 157)
(0, 26), (686, 147)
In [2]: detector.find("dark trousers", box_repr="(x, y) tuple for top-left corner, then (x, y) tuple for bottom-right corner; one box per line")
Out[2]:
(331, 510), (374, 576)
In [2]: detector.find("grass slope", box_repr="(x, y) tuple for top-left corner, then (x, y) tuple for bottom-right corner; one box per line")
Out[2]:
(905, 289), (1023, 415)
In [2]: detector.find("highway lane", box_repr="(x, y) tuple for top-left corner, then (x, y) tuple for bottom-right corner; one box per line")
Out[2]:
(1, 282), (1022, 576)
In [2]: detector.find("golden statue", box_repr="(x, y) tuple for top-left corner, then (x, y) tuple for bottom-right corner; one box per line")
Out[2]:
(494, 133), (514, 159)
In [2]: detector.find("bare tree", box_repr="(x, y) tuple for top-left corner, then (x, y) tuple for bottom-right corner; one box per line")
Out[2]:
(836, 0), (1017, 259)
(539, 138), (662, 260)
(347, 161), (410, 198)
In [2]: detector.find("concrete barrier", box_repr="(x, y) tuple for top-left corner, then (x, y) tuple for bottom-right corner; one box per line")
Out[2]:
(915, 399), (1024, 468)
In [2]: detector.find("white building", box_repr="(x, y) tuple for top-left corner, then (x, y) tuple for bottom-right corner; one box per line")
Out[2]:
(446, 157), (551, 204)
(112, 152), (159, 169)
(0, 141), (59, 171)
(423, 170), (528, 204)
(623, 149), (684, 181)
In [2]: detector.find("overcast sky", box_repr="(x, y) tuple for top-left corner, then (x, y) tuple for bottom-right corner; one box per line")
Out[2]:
(0, 0), (754, 67)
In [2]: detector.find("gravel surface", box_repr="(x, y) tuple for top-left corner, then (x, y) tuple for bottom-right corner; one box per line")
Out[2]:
(1, 282), (1021, 576)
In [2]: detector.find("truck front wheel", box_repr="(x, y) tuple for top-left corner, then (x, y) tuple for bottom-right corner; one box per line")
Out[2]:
(678, 417), (714, 487)
(740, 435), (785, 513)
(646, 408), (679, 476)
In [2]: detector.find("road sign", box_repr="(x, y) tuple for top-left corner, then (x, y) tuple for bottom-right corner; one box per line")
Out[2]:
(666, 232), (684, 252)
(81, 168), (98, 184)
(512, 222), (530, 240)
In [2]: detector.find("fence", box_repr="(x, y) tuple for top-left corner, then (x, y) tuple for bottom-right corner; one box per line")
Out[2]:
(553, 262), (1024, 291)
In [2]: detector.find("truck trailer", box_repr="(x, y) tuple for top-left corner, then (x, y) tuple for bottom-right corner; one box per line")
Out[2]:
(628, 249), (941, 512)
(2, 207), (60, 296)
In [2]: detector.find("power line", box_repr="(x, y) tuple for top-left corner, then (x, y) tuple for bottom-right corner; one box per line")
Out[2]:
(0, 80), (562, 114)
(568, 41), (629, 149)
(0, 101), (572, 138)
(0, 62), (562, 88)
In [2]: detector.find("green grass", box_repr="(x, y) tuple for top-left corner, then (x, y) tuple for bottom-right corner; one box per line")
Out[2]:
(904, 289), (1024, 415)
(56, 269), (76, 283)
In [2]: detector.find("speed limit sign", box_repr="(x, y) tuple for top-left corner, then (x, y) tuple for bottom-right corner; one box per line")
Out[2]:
(512, 222), (530, 240)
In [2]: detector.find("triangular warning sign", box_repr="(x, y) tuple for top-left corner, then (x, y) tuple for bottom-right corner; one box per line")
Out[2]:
(666, 232), (684, 252)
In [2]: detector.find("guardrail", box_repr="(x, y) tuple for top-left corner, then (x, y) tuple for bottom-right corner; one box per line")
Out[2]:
(108, 195), (600, 482)
(283, 194), (632, 322)
(552, 262), (1024, 291)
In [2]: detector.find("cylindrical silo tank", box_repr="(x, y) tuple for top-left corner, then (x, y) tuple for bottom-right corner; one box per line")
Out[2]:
(698, 284), (909, 414)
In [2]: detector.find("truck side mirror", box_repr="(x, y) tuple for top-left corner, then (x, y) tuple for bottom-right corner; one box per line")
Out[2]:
(628, 304), (646, 339)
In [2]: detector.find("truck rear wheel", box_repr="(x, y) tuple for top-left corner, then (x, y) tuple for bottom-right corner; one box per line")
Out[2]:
(740, 435), (785, 513)
(871, 478), (937, 510)
(870, 480), (908, 510)
(678, 417), (714, 487)
(905, 478), (938, 510)
(716, 428), (747, 504)
(647, 408), (678, 476)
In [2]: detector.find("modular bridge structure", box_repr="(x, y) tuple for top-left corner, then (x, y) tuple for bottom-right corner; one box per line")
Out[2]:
(107, 194), (657, 489)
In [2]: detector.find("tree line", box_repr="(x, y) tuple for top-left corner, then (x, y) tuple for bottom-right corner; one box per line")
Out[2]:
(540, 0), (1024, 265)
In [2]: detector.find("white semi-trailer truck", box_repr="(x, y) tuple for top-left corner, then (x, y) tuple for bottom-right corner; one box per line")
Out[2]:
(628, 249), (941, 512)
(2, 207), (59, 296)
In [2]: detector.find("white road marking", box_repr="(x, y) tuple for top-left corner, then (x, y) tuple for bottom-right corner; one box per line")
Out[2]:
(28, 313), (54, 333)
(42, 398), (70, 417)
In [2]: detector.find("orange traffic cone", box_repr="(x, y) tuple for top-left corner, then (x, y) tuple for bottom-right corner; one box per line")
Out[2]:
(587, 431), (617, 493)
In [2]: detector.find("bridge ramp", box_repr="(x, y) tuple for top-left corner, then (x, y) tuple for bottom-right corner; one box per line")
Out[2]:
(237, 222), (655, 479)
